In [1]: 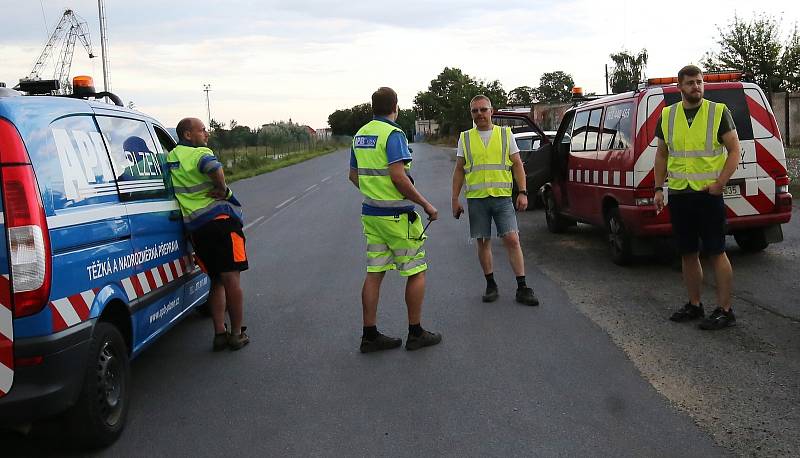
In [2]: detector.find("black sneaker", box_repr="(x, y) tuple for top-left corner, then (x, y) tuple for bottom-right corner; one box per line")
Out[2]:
(360, 332), (402, 353)
(515, 287), (539, 306)
(669, 302), (704, 322)
(405, 329), (442, 351)
(699, 307), (736, 330)
(482, 285), (499, 302)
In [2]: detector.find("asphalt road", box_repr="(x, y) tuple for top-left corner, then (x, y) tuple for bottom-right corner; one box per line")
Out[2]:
(515, 188), (800, 456)
(4, 144), (729, 456)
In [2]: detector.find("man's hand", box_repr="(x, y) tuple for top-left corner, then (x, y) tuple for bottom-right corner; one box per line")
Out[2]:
(452, 199), (464, 219)
(515, 193), (528, 212)
(702, 181), (724, 196)
(423, 203), (439, 221)
(654, 189), (665, 213)
(208, 186), (228, 199)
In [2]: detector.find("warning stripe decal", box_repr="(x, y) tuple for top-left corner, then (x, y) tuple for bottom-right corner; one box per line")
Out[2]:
(50, 256), (197, 333)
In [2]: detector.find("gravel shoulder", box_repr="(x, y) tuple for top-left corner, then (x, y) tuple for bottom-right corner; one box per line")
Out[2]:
(517, 207), (800, 457)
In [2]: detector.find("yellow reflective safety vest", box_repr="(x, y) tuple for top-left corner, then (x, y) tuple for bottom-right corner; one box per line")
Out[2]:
(662, 99), (727, 191)
(166, 144), (243, 231)
(461, 125), (514, 198)
(352, 119), (414, 210)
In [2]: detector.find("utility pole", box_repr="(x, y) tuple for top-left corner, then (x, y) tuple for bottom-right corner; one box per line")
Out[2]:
(605, 64), (610, 95)
(203, 84), (212, 129)
(98, 0), (110, 92)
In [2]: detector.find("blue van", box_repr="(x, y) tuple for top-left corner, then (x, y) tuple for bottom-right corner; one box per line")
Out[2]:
(0, 79), (210, 446)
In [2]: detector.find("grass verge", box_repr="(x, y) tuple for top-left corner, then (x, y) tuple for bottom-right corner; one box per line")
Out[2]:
(785, 147), (799, 158)
(225, 146), (339, 183)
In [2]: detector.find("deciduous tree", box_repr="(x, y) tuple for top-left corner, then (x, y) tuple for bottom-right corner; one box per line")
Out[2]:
(609, 49), (648, 93)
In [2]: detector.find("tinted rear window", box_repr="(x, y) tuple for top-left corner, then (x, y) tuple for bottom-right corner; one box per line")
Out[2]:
(659, 88), (756, 140)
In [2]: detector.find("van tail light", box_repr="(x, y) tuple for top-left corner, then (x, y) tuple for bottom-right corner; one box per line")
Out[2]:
(634, 187), (655, 206)
(0, 119), (52, 318)
(776, 176), (790, 194)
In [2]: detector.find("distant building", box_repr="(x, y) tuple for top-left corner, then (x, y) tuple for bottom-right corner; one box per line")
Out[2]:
(415, 119), (438, 136)
(315, 127), (332, 141)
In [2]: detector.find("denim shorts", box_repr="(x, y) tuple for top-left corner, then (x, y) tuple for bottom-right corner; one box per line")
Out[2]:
(467, 197), (518, 239)
(668, 192), (727, 255)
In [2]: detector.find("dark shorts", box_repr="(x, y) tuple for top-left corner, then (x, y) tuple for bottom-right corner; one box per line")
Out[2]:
(668, 192), (727, 255)
(191, 217), (249, 277)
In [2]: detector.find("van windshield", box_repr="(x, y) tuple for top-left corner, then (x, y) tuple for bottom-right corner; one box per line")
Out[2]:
(660, 88), (756, 140)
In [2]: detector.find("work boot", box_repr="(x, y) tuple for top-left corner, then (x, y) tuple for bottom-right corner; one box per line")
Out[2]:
(482, 285), (499, 302)
(360, 332), (402, 353)
(515, 287), (539, 306)
(405, 329), (442, 351)
(228, 327), (250, 351)
(669, 302), (704, 322)
(212, 329), (230, 352)
(699, 307), (736, 330)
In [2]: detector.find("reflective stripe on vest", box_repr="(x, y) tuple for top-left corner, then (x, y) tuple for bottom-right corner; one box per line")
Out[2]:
(663, 99), (726, 191)
(353, 120), (412, 209)
(461, 126), (513, 198)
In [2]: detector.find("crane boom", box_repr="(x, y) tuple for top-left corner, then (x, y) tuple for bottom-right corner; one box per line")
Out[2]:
(22, 9), (94, 94)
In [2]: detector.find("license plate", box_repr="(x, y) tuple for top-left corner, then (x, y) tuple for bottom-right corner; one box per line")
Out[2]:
(723, 184), (740, 198)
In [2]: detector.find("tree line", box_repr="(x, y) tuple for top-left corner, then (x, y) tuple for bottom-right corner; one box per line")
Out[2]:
(207, 119), (314, 152)
(325, 12), (798, 137)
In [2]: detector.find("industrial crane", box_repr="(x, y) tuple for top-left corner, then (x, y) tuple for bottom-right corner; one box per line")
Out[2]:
(17, 9), (95, 94)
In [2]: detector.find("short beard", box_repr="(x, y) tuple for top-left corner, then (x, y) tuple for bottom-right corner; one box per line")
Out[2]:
(683, 92), (702, 104)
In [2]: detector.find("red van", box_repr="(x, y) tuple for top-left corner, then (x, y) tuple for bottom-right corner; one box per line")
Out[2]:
(541, 73), (793, 264)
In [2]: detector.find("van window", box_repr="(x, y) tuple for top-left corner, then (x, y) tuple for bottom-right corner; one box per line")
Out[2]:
(648, 88), (757, 141)
(153, 125), (177, 155)
(585, 109), (602, 151)
(571, 110), (590, 151)
(36, 115), (121, 210)
(601, 102), (634, 150)
(96, 116), (169, 201)
(571, 108), (602, 152)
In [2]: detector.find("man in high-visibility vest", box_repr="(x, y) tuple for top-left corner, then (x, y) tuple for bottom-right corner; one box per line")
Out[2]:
(168, 117), (249, 350)
(654, 65), (741, 330)
(348, 87), (442, 353)
(451, 95), (539, 306)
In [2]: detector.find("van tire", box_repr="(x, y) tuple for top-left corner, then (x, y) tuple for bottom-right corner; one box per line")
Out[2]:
(66, 322), (130, 448)
(606, 207), (633, 265)
(544, 191), (568, 233)
(734, 228), (769, 252)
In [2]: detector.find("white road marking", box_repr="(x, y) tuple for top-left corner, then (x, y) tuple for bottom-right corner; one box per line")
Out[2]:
(321, 176), (332, 183)
(243, 215), (266, 231)
(276, 196), (296, 209)
(304, 184), (319, 193)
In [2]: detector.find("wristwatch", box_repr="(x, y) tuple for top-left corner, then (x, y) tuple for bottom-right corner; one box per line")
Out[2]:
(518, 190), (528, 196)
(654, 186), (664, 192)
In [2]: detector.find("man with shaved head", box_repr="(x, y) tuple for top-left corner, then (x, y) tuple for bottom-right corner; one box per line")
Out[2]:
(167, 117), (249, 350)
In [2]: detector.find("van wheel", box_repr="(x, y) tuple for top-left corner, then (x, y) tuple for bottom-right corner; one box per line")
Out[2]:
(734, 228), (769, 252)
(606, 207), (632, 265)
(544, 191), (568, 233)
(66, 322), (130, 448)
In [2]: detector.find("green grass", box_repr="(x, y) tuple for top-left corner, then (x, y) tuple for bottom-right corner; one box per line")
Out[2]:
(786, 147), (800, 158)
(223, 146), (340, 183)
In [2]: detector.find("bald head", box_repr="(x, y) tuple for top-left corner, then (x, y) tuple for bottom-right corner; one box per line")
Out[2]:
(176, 117), (209, 147)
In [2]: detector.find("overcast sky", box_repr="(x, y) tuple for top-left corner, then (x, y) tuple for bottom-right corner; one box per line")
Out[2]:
(2, 1), (798, 129)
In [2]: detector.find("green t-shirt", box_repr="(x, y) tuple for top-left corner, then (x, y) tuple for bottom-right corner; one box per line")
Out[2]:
(655, 104), (735, 142)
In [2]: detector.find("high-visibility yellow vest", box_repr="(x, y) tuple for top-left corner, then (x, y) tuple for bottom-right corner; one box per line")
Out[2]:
(352, 119), (413, 209)
(166, 144), (242, 230)
(662, 99), (727, 191)
(461, 125), (513, 198)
